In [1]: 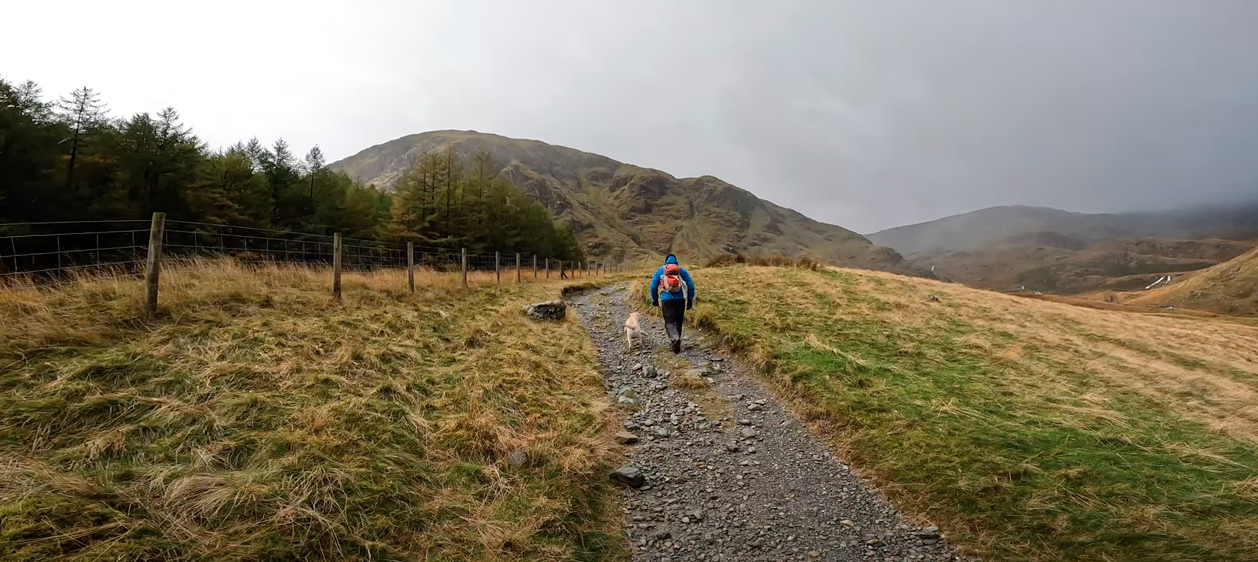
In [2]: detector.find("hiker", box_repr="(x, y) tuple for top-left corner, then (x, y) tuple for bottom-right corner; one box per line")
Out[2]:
(649, 254), (695, 354)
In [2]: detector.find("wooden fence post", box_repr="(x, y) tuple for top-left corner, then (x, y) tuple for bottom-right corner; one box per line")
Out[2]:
(143, 212), (165, 318)
(333, 233), (342, 301)
(577, 261), (582, 278)
(516, 252), (521, 283)
(533, 255), (538, 279)
(461, 248), (468, 288)
(545, 258), (550, 279)
(407, 242), (415, 294)
(495, 251), (501, 284)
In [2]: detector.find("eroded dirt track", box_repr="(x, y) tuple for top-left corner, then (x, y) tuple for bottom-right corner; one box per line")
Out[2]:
(571, 284), (968, 562)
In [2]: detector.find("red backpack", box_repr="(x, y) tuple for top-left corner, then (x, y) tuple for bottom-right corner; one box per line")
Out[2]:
(661, 264), (684, 293)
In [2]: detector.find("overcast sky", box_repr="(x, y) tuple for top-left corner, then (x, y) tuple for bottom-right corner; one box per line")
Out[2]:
(5, 0), (1258, 232)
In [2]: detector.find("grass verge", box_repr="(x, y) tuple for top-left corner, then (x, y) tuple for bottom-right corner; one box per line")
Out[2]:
(0, 259), (624, 561)
(680, 265), (1258, 562)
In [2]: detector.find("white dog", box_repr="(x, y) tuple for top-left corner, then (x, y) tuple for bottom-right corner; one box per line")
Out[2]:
(624, 312), (642, 351)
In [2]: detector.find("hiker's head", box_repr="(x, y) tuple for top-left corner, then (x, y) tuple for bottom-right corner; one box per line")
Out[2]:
(664, 254), (678, 265)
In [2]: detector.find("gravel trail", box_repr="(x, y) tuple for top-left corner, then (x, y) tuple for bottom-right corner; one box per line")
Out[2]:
(569, 284), (969, 562)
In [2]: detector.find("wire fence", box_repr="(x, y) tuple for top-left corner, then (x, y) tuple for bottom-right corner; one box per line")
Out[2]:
(0, 215), (617, 298)
(0, 220), (152, 289)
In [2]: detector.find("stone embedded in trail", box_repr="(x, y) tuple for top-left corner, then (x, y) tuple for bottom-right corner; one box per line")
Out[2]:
(618, 396), (638, 406)
(644, 365), (659, 378)
(747, 403), (762, 412)
(612, 464), (646, 488)
(740, 428), (759, 439)
(523, 300), (566, 321)
(616, 431), (640, 445)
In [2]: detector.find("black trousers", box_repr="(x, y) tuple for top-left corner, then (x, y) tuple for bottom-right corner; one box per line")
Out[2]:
(660, 299), (686, 343)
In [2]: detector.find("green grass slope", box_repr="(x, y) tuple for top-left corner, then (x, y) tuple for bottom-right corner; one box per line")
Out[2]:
(329, 131), (928, 277)
(0, 261), (623, 561)
(676, 264), (1258, 561)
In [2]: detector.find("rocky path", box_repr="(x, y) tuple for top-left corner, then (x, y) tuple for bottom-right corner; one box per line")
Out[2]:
(569, 284), (968, 562)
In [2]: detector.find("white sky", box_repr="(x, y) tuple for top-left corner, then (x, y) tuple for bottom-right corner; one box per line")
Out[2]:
(5, 0), (1258, 232)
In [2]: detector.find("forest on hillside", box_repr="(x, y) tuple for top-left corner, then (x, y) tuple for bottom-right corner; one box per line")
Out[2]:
(0, 78), (583, 262)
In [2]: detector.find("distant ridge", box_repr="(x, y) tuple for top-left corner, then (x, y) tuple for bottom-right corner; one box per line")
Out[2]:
(865, 204), (1258, 294)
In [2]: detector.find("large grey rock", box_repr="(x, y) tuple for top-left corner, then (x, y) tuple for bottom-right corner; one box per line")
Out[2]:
(615, 431), (640, 445)
(611, 464), (646, 488)
(523, 300), (566, 321)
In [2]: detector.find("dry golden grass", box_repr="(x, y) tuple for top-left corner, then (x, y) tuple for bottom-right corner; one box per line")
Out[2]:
(0, 259), (624, 561)
(687, 264), (1258, 562)
(1132, 245), (1258, 316)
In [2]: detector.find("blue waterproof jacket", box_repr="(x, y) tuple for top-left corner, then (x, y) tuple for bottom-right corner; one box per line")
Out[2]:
(650, 255), (695, 305)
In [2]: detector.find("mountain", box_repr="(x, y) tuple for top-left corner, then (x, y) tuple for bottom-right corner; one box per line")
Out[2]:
(867, 205), (1258, 256)
(915, 236), (1253, 294)
(1130, 245), (1258, 316)
(330, 130), (928, 275)
(867, 205), (1258, 293)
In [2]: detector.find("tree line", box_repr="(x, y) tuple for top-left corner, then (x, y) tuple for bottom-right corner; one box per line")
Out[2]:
(0, 78), (583, 262)
(388, 146), (583, 261)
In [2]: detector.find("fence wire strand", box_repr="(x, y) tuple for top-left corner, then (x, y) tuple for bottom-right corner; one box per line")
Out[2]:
(1, 219), (608, 292)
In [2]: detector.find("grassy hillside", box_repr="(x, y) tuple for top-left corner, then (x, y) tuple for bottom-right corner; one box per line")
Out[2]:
(1131, 246), (1258, 316)
(868, 204), (1258, 255)
(914, 237), (1253, 294)
(329, 131), (928, 277)
(0, 262), (623, 561)
(675, 265), (1258, 561)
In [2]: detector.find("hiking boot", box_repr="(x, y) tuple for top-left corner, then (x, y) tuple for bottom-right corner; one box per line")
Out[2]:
(671, 340), (681, 354)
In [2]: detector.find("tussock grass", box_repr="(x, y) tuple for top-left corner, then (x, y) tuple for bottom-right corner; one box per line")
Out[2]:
(0, 259), (623, 561)
(687, 265), (1258, 561)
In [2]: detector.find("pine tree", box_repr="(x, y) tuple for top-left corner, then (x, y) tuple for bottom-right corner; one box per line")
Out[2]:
(304, 145), (325, 215)
(55, 86), (107, 191)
